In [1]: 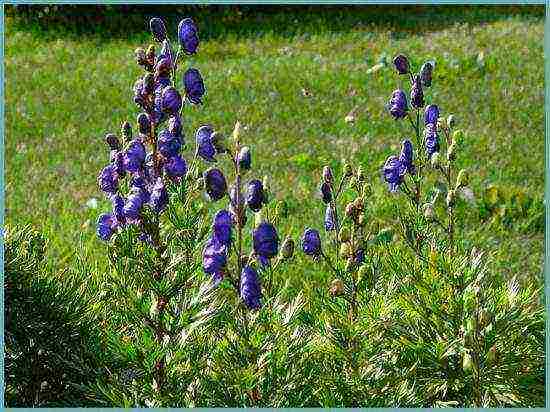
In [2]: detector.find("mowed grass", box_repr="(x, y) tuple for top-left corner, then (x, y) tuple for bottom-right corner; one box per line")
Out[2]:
(5, 6), (545, 289)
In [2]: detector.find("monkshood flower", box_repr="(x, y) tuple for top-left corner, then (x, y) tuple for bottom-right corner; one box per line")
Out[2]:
(164, 154), (187, 178)
(161, 86), (183, 114)
(105, 133), (120, 150)
(124, 139), (147, 173)
(112, 151), (126, 177)
(240, 266), (262, 309)
(183, 68), (205, 105)
(178, 18), (199, 55)
(302, 228), (321, 256)
(159, 40), (173, 65)
(320, 182), (332, 204)
(196, 125), (217, 162)
(204, 168), (227, 201)
(253, 222), (279, 260)
(124, 190), (145, 220)
(393, 54), (410, 75)
(420, 61), (433, 87)
(325, 205), (336, 231)
(383, 156), (403, 193)
(246, 179), (265, 212)
(424, 104), (439, 125)
(168, 115), (183, 136)
(389, 89), (408, 119)
(150, 178), (169, 213)
(399, 139), (415, 175)
(98, 164), (118, 194)
(202, 236), (227, 277)
(157, 130), (182, 157)
(112, 194), (126, 223)
(149, 17), (167, 42)
(236, 146), (251, 171)
(97, 213), (118, 241)
(410, 74), (424, 109)
(424, 123), (440, 159)
(212, 209), (233, 246)
(137, 113), (151, 136)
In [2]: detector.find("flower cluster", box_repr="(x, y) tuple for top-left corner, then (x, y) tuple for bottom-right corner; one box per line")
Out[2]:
(200, 122), (292, 310)
(96, 16), (205, 242)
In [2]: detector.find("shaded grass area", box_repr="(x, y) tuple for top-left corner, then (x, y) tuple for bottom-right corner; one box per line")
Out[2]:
(5, 5), (544, 285)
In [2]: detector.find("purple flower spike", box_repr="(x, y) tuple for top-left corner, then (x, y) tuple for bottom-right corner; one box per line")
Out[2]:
(410, 75), (424, 109)
(183, 68), (206, 105)
(124, 139), (146, 173)
(98, 164), (118, 194)
(240, 266), (262, 310)
(204, 168), (227, 201)
(164, 154), (187, 177)
(320, 182), (332, 204)
(424, 104), (439, 125)
(399, 139), (415, 175)
(212, 209), (233, 247)
(393, 54), (410, 75)
(389, 89), (408, 120)
(324, 204), (336, 232)
(301, 228), (321, 256)
(150, 178), (169, 213)
(97, 213), (117, 241)
(424, 123), (440, 159)
(246, 179), (265, 212)
(202, 236), (227, 275)
(236, 146), (251, 171)
(383, 155), (403, 193)
(253, 222), (279, 260)
(161, 86), (183, 114)
(196, 125), (217, 162)
(158, 129), (182, 157)
(178, 18), (199, 55)
(149, 17), (167, 42)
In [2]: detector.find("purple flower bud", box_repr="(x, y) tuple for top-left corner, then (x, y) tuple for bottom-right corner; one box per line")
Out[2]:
(236, 146), (251, 171)
(97, 213), (117, 241)
(383, 155), (403, 193)
(324, 205), (336, 231)
(105, 133), (120, 150)
(322, 166), (333, 183)
(410, 75), (424, 109)
(155, 76), (171, 92)
(154, 57), (172, 77)
(161, 86), (182, 114)
(393, 54), (410, 75)
(124, 139), (146, 173)
(168, 115), (183, 136)
(204, 168), (227, 201)
(420, 61), (433, 87)
(158, 130), (182, 157)
(159, 39), (173, 65)
(112, 151), (126, 177)
(301, 228), (321, 256)
(399, 139), (415, 175)
(424, 104), (439, 125)
(320, 182), (332, 204)
(164, 154), (187, 177)
(142, 73), (155, 95)
(196, 125), (217, 162)
(178, 18), (199, 55)
(112, 194), (126, 223)
(253, 222), (279, 259)
(98, 164), (118, 194)
(389, 89), (408, 119)
(202, 236), (227, 275)
(121, 121), (132, 142)
(123, 191), (145, 220)
(137, 113), (151, 136)
(355, 248), (365, 265)
(424, 123), (440, 159)
(149, 17), (167, 42)
(183, 68), (205, 105)
(246, 179), (265, 212)
(212, 209), (233, 246)
(150, 178), (169, 213)
(240, 266), (262, 309)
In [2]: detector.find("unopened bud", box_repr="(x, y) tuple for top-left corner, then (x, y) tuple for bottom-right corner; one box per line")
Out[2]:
(329, 279), (345, 297)
(281, 237), (294, 259)
(479, 308), (491, 328)
(447, 114), (456, 129)
(357, 264), (369, 283)
(456, 169), (469, 189)
(104, 133), (120, 150)
(322, 166), (333, 183)
(121, 121), (132, 142)
(340, 242), (352, 258)
(345, 202), (355, 217)
(142, 73), (155, 94)
(254, 210), (264, 227)
(343, 163), (353, 177)
(452, 129), (465, 144)
(146, 44), (156, 61)
(423, 203), (435, 220)
(430, 152), (440, 168)
(436, 118), (444, 130)
(338, 227), (351, 243)
(446, 189), (456, 208)
(487, 345), (497, 366)
(356, 166), (366, 181)
(135, 47), (146, 64)
(462, 352), (473, 373)
(232, 121), (242, 144)
(447, 141), (457, 161)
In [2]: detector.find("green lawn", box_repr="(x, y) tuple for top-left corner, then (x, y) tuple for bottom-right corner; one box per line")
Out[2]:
(6, 6), (544, 286)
